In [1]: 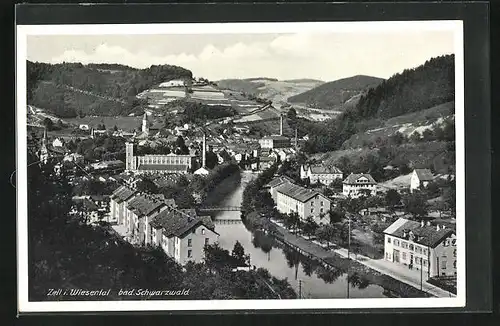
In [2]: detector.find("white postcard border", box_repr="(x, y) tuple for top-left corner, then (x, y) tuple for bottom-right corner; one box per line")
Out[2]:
(16, 20), (465, 312)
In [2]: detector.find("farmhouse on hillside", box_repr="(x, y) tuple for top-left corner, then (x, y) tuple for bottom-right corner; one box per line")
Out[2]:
(410, 168), (434, 193)
(342, 173), (377, 198)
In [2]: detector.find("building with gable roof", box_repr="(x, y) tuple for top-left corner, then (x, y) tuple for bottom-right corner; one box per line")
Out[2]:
(300, 164), (343, 185)
(410, 168), (434, 193)
(274, 182), (331, 224)
(263, 175), (295, 201)
(342, 173), (377, 198)
(383, 218), (457, 278)
(150, 208), (219, 264)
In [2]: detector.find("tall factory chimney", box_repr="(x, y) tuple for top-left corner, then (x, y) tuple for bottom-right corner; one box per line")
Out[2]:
(280, 114), (284, 136)
(295, 128), (298, 150)
(202, 132), (207, 167)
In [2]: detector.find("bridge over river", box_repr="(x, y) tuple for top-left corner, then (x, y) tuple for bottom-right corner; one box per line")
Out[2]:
(197, 206), (243, 224)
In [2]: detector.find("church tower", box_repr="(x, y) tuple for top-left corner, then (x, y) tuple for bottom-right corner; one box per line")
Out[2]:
(125, 142), (136, 171)
(142, 112), (150, 134)
(39, 127), (49, 164)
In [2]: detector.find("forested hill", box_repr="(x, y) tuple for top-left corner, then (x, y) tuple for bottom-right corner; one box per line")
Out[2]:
(287, 75), (384, 110)
(297, 54), (455, 154)
(27, 61), (193, 117)
(353, 54), (455, 120)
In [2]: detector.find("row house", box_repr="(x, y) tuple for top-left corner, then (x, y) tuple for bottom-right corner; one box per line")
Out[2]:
(110, 186), (138, 225)
(125, 193), (176, 245)
(150, 208), (219, 265)
(300, 164), (343, 185)
(263, 176), (295, 202)
(274, 182), (331, 225)
(383, 218), (457, 278)
(259, 135), (291, 149)
(342, 173), (378, 198)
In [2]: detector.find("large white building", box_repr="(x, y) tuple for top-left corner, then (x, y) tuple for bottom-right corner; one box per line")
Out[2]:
(300, 164), (343, 185)
(383, 218), (457, 278)
(274, 182), (331, 225)
(342, 173), (377, 198)
(125, 142), (196, 174)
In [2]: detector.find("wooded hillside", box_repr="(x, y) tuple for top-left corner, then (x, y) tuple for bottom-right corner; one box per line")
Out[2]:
(27, 61), (193, 117)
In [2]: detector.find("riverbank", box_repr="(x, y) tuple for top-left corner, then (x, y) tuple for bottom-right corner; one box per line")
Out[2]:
(201, 171), (242, 207)
(270, 221), (435, 298)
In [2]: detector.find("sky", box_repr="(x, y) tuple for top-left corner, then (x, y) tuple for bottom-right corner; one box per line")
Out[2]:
(27, 31), (455, 82)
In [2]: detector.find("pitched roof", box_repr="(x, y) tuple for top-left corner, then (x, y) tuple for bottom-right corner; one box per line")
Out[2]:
(111, 186), (137, 203)
(309, 165), (343, 175)
(343, 173), (377, 184)
(262, 135), (289, 141)
(150, 208), (217, 237)
(275, 182), (325, 203)
(264, 176), (294, 189)
(383, 218), (455, 248)
(414, 169), (434, 181)
(127, 194), (171, 217)
(137, 164), (189, 172)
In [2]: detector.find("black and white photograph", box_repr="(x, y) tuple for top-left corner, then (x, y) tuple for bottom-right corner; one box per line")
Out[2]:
(16, 20), (465, 312)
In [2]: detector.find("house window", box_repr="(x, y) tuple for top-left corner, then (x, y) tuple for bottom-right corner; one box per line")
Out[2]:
(441, 260), (447, 269)
(387, 237), (391, 244)
(453, 261), (456, 269)
(423, 248), (428, 255)
(311, 201), (314, 206)
(453, 249), (456, 257)
(394, 240), (399, 246)
(320, 201), (324, 206)
(443, 239), (449, 247)
(422, 259), (428, 267)
(320, 208), (324, 213)
(192, 229), (196, 234)
(385, 252), (389, 259)
(205, 238), (209, 246)
(402, 242), (408, 249)
(402, 252), (407, 260)
(311, 208), (314, 213)
(187, 250), (192, 258)
(409, 244), (414, 251)
(188, 239), (192, 247)
(416, 257), (421, 265)
(452, 239), (456, 246)
(201, 229), (205, 235)
(416, 246), (422, 254)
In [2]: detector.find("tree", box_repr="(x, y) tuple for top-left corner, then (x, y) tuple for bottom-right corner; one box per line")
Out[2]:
(315, 224), (336, 249)
(43, 118), (54, 131)
(402, 192), (429, 219)
(409, 132), (422, 143)
(136, 177), (158, 193)
(385, 189), (402, 213)
(203, 243), (232, 272)
(205, 151), (218, 169)
(231, 241), (247, 267)
(303, 216), (319, 239)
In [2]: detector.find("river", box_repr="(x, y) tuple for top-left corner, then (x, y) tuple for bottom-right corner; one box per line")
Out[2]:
(213, 172), (387, 299)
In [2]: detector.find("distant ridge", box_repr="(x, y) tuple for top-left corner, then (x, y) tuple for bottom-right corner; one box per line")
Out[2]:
(288, 75), (385, 110)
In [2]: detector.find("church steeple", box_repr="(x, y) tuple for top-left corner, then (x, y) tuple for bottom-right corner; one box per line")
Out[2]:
(39, 127), (49, 164)
(142, 112), (149, 134)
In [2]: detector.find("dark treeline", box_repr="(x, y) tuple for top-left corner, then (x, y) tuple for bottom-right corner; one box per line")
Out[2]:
(299, 54), (455, 154)
(163, 100), (236, 126)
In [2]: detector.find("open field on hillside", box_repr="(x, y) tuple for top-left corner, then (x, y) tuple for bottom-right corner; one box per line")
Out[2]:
(343, 102), (455, 149)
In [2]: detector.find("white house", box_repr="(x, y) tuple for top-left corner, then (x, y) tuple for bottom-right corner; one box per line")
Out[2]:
(259, 135), (291, 149)
(342, 173), (377, 198)
(383, 218), (457, 278)
(63, 153), (84, 164)
(52, 138), (64, 148)
(150, 208), (219, 265)
(410, 169), (434, 193)
(79, 124), (90, 131)
(264, 176), (295, 201)
(300, 164), (343, 185)
(274, 182), (331, 225)
(159, 79), (186, 88)
(194, 167), (210, 175)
